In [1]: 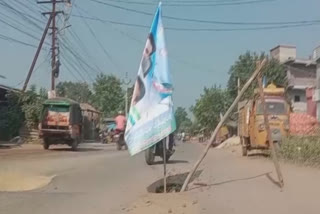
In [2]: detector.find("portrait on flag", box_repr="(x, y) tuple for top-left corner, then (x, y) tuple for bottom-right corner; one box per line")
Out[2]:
(125, 4), (176, 156)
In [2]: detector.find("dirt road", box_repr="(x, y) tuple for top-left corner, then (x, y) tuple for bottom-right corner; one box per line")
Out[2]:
(1, 142), (320, 214)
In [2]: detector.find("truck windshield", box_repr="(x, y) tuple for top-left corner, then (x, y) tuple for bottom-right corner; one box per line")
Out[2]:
(46, 105), (69, 113)
(256, 100), (286, 115)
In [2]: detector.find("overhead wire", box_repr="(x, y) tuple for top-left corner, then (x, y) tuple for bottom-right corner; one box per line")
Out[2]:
(96, 0), (274, 7)
(89, 0), (320, 26)
(75, 5), (214, 73)
(0, 0), (45, 30)
(74, 4), (122, 73)
(0, 32), (39, 48)
(71, 13), (320, 32)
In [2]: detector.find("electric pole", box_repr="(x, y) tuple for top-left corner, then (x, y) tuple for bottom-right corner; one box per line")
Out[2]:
(122, 72), (131, 118)
(23, 1), (67, 92)
(39, 0), (64, 91)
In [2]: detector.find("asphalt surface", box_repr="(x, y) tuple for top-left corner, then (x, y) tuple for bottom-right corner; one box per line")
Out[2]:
(0, 142), (201, 214)
(2, 141), (320, 214)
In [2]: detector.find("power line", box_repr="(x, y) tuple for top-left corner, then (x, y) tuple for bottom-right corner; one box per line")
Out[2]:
(60, 53), (86, 82)
(74, 4), (122, 73)
(59, 38), (100, 78)
(89, 0), (320, 26)
(97, 0), (274, 7)
(0, 32), (39, 48)
(68, 28), (105, 73)
(72, 13), (320, 32)
(0, 18), (46, 43)
(0, 0), (45, 30)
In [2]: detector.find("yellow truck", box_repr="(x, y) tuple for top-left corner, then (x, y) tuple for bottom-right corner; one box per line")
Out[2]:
(238, 83), (290, 156)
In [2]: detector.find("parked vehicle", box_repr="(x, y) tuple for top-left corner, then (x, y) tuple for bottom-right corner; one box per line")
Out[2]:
(238, 83), (290, 156)
(38, 98), (83, 151)
(145, 134), (175, 165)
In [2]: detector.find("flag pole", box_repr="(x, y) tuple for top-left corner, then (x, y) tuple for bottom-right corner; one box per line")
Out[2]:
(163, 137), (167, 193)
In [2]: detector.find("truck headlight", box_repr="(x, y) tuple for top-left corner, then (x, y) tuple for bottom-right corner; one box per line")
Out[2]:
(258, 123), (265, 131)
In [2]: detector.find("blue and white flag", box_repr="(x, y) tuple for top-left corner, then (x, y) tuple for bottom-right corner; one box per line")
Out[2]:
(125, 3), (176, 156)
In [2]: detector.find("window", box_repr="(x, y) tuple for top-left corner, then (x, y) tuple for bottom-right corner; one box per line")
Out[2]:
(294, 95), (300, 102)
(256, 100), (286, 115)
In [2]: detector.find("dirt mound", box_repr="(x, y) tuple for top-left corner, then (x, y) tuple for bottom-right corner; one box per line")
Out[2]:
(0, 172), (54, 192)
(216, 136), (240, 149)
(121, 193), (198, 214)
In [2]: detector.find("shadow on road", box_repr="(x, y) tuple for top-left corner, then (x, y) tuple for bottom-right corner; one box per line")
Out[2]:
(266, 173), (282, 188)
(248, 152), (270, 158)
(147, 170), (203, 193)
(189, 172), (272, 191)
(50, 148), (103, 152)
(152, 160), (189, 165)
(0, 145), (13, 149)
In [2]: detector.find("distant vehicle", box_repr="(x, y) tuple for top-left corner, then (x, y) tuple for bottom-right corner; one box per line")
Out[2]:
(39, 98), (83, 151)
(145, 134), (175, 165)
(99, 118), (116, 144)
(238, 83), (290, 156)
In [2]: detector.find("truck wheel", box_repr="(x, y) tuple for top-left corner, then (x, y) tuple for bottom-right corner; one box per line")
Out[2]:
(43, 138), (50, 150)
(242, 145), (248, 156)
(116, 142), (122, 150)
(71, 138), (79, 151)
(241, 137), (248, 156)
(145, 147), (155, 165)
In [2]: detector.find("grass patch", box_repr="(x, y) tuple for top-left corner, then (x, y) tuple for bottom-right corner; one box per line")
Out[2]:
(279, 136), (320, 167)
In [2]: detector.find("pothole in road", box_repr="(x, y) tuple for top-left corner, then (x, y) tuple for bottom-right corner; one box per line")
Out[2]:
(147, 170), (203, 194)
(155, 183), (182, 193)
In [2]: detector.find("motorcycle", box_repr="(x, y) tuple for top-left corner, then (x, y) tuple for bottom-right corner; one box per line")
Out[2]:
(145, 138), (175, 165)
(99, 129), (111, 144)
(114, 131), (127, 150)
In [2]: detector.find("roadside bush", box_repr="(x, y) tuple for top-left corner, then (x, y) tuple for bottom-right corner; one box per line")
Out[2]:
(279, 136), (320, 166)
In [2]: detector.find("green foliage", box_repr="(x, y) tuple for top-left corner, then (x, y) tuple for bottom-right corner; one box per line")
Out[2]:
(175, 107), (192, 132)
(92, 74), (124, 117)
(20, 86), (47, 129)
(0, 92), (23, 139)
(191, 86), (231, 132)
(279, 137), (320, 166)
(227, 51), (286, 101)
(56, 81), (92, 103)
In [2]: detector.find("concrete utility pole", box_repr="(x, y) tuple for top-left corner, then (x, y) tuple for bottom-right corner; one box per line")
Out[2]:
(23, 0), (67, 92)
(122, 72), (131, 118)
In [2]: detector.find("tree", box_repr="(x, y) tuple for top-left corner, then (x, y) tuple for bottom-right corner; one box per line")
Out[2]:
(191, 86), (231, 132)
(56, 81), (92, 103)
(20, 85), (47, 128)
(92, 74), (124, 117)
(227, 51), (286, 101)
(175, 107), (192, 132)
(0, 92), (23, 139)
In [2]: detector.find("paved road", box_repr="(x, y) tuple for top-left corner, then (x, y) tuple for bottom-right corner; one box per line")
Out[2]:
(0, 142), (201, 214)
(2, 141), (320, 214)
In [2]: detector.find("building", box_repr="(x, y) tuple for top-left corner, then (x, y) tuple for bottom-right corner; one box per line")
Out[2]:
(270, 45), (317, 113)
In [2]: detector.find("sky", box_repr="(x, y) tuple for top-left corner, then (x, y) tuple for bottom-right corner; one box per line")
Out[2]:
(1, 0), (320, 110)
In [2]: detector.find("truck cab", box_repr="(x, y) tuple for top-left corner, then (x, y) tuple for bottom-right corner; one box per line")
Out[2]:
(39, 98), (83, 151)
(239, 84), (290, 156)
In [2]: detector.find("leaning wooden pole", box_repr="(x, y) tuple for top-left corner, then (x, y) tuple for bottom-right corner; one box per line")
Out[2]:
(257, 73), (284, 188)
(180, 58), (267, 192)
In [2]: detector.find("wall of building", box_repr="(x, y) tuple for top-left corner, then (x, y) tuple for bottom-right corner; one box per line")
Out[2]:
(288, 89), (307, 112)
(270, 45), (296, 63)
(287, 65), (316, 88)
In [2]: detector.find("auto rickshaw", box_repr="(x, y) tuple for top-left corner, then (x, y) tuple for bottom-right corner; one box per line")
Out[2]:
(38, 98), (83, 151)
